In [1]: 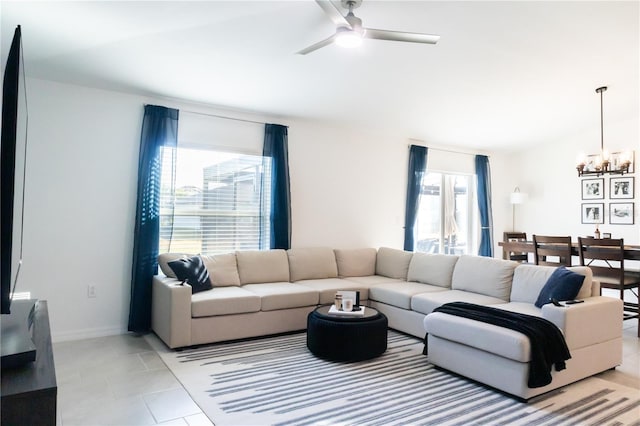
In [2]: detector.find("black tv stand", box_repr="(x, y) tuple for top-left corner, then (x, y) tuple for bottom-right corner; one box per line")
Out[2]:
(1, 300), (57, 425)
(1, 299), (37, 368)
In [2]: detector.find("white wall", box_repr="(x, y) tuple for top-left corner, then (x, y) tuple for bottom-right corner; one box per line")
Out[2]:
(23, 79), (142, 340)
(289, 122), (407, 248)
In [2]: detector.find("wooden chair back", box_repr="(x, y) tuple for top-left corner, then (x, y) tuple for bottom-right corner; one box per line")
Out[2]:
(577, 237), (626, 286)
(533, 235), (573, 267)
(503, 232), (528, 262)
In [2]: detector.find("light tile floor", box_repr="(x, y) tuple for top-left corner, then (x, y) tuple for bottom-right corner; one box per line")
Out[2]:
(54, 333), (213, 425)
(54, 321), (639, 426)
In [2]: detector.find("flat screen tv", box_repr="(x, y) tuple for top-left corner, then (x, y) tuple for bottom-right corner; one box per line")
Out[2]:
(1, 25), (36, 369)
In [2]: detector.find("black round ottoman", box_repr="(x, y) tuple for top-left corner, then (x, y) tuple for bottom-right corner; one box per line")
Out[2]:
(306, 305), (388, 362)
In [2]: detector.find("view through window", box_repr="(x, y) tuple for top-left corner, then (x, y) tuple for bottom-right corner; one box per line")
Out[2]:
(415, 172), (476, 255)
(159, 147), (271, 255)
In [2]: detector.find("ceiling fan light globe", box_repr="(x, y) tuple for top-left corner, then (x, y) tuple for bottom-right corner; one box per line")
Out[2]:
(335, 30), (363, 48)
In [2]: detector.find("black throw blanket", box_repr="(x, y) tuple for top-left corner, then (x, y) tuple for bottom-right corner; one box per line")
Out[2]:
(425, 302), (571, 388)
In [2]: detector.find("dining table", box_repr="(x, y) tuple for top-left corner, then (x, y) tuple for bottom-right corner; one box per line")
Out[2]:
(499, 240), (640, 262)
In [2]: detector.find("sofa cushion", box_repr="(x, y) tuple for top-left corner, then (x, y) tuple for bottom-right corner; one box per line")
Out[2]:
(376, 247), (413, 279)
(407, 253), (459, 288)
(369, 282), (447, 310)
(334, 248), (377, 277)
(510, 264), (556, 303)
(157, 253), (189, 278)
(425, 312), (531, 363)
(242, 283), (319, 311)
(191, 287), (261, 317)
(534, 267), (584, 308)
(451, 255), (517, 300)
(411, 289), (505, 315)
(296, 278), (369, 305)
(287, 247), (338, 282)
(236, 250), (290, 284)
(167, 255), (213, 294)
(201, 253), (241, 287)
(511, 265), (593, 304)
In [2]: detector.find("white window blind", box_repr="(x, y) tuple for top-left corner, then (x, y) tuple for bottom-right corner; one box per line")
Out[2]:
(159, 147), (271, 255)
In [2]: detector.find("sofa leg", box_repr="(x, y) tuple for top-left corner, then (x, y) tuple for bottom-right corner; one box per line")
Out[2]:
(422, 332), (428, 355)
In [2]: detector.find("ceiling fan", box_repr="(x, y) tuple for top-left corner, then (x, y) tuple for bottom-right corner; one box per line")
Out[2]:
(298, 0), (440, 55)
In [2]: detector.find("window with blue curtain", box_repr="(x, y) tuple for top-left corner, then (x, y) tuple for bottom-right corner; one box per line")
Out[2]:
(157, 113), (275, 255)
(409, 148), (479, 255)
(130, 109), (291, 332)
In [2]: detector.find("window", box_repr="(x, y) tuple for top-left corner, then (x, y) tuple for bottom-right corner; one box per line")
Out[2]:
(415, 172), (476, 255)
(159, 147), (271, 255)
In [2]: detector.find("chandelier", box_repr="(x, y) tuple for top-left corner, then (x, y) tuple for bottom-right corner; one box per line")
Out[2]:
(576, 86), (632, 177)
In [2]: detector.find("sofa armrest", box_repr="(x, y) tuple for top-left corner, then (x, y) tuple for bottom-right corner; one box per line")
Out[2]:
(542, 296), (622, 350)
(151, 276), (192, 349)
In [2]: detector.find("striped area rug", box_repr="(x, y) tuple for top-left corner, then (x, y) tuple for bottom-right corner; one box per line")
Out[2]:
(157, 331), (640, 426)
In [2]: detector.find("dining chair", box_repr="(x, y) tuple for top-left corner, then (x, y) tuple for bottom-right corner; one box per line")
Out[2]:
(577, 237), (640, 337)
(532, 235), (573, 267)
(503, 232), (528, 262)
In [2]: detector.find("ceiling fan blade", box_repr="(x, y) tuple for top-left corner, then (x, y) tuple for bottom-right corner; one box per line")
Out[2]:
(315, 0), (351, 28)
(364, 28), (440, 44)
(297, 34), (337, 55)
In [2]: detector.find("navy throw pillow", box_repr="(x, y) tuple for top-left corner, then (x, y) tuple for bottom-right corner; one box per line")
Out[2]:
(534, 267), (585, 308)
(167, 255), (212, 294)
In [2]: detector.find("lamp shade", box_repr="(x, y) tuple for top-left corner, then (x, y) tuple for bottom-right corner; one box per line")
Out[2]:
(510, 190), (528, 205)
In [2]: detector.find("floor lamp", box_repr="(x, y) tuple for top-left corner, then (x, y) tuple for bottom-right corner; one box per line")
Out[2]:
(509, 187), (528, 231)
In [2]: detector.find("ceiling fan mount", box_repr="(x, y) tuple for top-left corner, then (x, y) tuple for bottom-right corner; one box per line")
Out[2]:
(340, 0), (362, 10)
(297, 0), (440, 55)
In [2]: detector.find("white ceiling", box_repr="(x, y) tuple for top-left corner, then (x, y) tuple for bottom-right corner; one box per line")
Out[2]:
(1, 1), (638, 152)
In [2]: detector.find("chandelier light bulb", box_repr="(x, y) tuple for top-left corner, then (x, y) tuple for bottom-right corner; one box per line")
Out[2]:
(620, 151), (631, 164)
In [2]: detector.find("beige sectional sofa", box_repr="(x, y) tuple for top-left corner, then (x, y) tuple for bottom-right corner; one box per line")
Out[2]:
(151, 246), (623, 399)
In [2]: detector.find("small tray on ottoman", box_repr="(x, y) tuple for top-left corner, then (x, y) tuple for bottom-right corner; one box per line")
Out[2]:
(327, 305), (366, 317)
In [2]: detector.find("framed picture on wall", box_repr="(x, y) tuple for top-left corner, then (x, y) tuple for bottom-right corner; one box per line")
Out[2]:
(609, 202), (634, 225)
(610, 177), (634, 199)
(581, 178), (604, 199)
(581, 203), (604, 224)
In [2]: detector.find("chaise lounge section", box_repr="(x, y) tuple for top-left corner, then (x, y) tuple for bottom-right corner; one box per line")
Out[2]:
(422, 260), (622, 399)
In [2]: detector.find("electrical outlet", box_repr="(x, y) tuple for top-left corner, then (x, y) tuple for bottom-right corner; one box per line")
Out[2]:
(87, 285), (97, 298)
